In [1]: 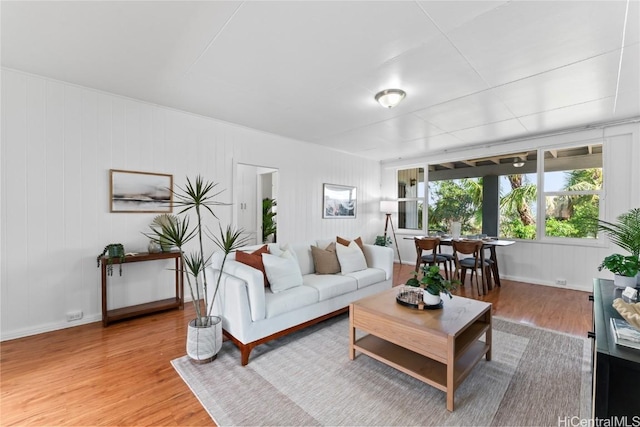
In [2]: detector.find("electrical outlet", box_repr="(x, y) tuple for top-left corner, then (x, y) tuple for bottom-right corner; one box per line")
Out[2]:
(66, 310), (83, 321)
(555, 279), (567, 286)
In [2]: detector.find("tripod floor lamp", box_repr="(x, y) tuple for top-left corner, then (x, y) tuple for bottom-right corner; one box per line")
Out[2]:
(380, 201), (402, 264)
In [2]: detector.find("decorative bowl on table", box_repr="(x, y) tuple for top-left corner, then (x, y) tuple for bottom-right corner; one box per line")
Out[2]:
(396, 287), (443, 310)
(613, 298), (640, 330)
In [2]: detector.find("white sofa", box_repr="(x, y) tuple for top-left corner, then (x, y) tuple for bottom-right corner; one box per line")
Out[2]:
(205, 240), (394, 365)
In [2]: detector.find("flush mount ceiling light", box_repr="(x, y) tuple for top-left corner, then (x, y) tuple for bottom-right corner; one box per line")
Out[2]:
(513, 157), (525, 168)
(375, 89), (406, 108)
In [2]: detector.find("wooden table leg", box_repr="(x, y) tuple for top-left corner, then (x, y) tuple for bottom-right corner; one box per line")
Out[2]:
(101, 261), (108, 327)
(486, 311), (492, 361)
(349, 305), (356, 360)
(479, 249), (488, 295)
(489, 246), (501, 287)
(447, 336), (455, 411)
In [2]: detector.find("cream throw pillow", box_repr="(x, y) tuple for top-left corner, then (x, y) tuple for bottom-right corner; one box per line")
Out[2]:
(336, 241), (367, 274)
(262, 249), (303, 293)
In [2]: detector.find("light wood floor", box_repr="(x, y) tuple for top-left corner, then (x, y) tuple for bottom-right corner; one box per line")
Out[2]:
(1, 264), (592, 426)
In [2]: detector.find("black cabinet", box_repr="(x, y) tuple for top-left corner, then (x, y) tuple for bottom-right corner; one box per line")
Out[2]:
(590, 278), (640, 418)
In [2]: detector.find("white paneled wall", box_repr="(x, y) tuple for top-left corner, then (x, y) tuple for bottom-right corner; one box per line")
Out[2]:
(1, 69), (382, 340)
(382, 123), (640, 292)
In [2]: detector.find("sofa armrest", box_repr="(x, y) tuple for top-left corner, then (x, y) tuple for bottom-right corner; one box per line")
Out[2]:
(204, 268), (251, 341)
(362, 244), (394, 280)
(205, 260), (266, 322)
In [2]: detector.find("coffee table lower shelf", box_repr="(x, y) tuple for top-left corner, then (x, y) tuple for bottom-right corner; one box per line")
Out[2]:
(353, 334), (489, 392)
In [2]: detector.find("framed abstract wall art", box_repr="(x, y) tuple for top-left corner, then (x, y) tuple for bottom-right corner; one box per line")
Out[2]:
(323, 183), (356, 218)
(110, 169), (173, 213)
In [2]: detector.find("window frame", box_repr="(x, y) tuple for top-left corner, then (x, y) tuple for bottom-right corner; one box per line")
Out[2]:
(396, 167), (426, 232)
(536, 141), (604, 244)
(397, 139), (607, 245)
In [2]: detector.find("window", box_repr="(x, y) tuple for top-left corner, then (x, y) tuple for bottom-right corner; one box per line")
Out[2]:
(397, 168), (424, 230)
(428, 178), (483, 235)
(422, 143), (603, 241)
(499, 172), (538, 240)
(541, 144), (602, 239)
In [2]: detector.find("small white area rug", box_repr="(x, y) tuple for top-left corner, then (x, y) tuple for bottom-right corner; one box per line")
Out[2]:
(172, 315), (591, 426)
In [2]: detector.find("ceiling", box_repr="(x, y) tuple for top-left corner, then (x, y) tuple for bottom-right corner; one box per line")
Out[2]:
(2, 1), (639, 163)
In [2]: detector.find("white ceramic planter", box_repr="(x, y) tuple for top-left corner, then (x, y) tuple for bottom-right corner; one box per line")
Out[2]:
(187, 315), (223, 363)
(423, 290), (441, 306)
(613, 274), (637, 289)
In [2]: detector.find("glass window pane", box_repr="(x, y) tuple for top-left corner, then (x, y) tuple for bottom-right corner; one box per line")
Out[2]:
(427, 178), (482, 235)
(397, 168), (424, 198)
(544, 145), (602, 192)
(499, 173), (537, 240)
(398, 200), (423, 230)
(545, 195), (599, 238)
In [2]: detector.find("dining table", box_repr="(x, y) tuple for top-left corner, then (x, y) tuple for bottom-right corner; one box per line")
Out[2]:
(410, 236), (516, 290)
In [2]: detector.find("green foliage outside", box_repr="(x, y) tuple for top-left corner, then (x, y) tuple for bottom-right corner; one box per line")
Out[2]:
(500, 219), (536, 240)
(428, 168), (601, 240)
(543, 169), (601, 239)
(428, 179), (482, 235)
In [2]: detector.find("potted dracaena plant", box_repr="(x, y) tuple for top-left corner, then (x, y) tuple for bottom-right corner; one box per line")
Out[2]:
(145, 175), (250, 363)
(596, 208), (640, 288)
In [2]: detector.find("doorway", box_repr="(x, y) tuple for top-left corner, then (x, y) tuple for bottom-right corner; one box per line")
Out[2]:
(235, 163), (278, 245)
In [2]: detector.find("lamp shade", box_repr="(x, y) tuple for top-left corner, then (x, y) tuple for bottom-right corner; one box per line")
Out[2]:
(375, 89), (406, 108)
(380, 200), (398, 214)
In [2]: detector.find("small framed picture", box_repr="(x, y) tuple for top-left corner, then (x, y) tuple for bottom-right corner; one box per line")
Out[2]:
(323, 184), (356, 218)
(110, 169), (173, 213)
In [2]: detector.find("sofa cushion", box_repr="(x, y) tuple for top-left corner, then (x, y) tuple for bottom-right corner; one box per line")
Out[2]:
(264, 285), (319, 318)
(235, 245), (270, 287)
(336, 241), (368, 274)
(310, 242), (341, 274)
(303, 274), (358, 301)
(336, 236), (364, 251)
(344, 268), (387, 289)
(262, 249), (303, 293)
(269, 242), (315, 275)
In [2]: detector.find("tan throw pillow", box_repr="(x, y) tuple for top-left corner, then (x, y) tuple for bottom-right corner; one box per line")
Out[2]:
(336, 236), (364, 251)
(311, 242), (341, 274)
(235, 245), (270, 287)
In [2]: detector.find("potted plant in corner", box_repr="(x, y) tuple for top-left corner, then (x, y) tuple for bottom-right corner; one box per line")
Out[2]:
(406, 265), (459, 306)
(262, 197), (277, 243)
(145, 176), (250, 363)
(598, 254), (639, 289)
(596, 208), (640, 288)
(96, 243), (125, 276)
(374, 235), (392, 247)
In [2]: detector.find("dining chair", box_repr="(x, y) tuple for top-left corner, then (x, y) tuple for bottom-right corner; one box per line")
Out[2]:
(451, 240), (492, 295)
(428, 230), (455, 270)
(414, 237), (451, 279)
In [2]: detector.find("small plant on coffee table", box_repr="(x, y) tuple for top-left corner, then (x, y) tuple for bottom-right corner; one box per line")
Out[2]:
(405, 265), (459, 298)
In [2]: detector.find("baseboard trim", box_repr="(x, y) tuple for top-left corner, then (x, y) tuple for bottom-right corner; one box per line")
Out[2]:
(1, 313), (102, 342)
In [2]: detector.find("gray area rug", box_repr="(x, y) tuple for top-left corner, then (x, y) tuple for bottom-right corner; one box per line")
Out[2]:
(172, 315), (591, 426)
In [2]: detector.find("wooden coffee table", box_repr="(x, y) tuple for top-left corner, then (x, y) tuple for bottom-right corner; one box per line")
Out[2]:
(349, 287), (492, 411)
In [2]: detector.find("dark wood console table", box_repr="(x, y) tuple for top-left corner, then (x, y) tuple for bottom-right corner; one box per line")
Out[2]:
(100, 252), (184, 326)
(590, 278), (640, 418)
